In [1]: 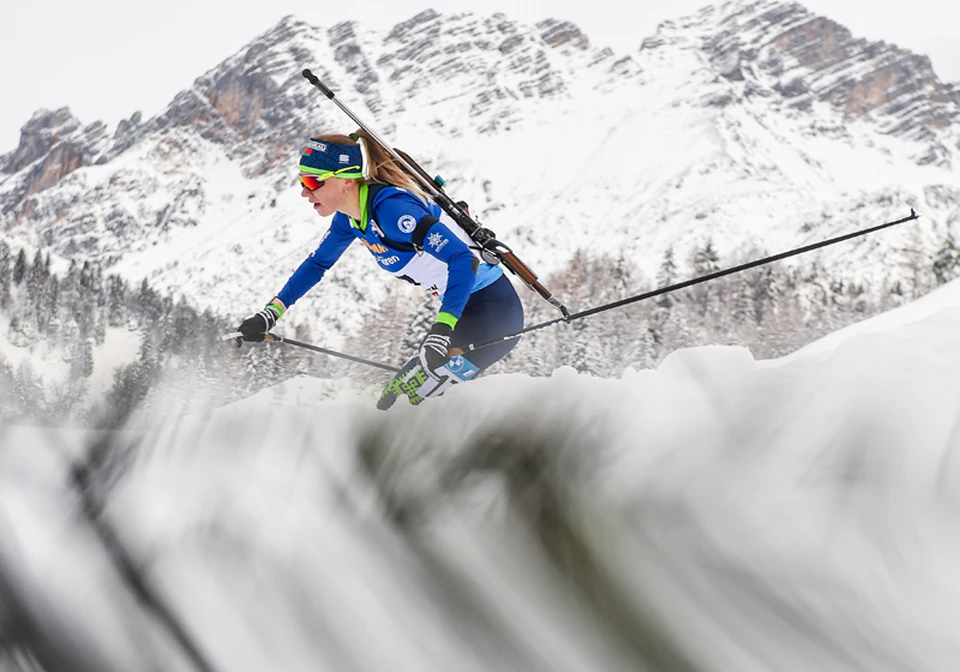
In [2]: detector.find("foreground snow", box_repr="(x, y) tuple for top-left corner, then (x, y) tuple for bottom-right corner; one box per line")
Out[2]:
(3, 282), (960, 671)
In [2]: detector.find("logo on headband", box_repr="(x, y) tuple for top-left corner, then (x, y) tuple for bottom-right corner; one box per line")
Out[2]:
(305, 141), (327, 153)
(339, 154), (350, 164)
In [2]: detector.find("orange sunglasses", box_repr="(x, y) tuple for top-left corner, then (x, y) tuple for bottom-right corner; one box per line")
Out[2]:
(299, 175), (328, 191)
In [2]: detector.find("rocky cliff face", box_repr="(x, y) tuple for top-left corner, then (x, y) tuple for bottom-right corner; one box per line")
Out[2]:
(0, 108), (111, 213)
(5, 1), (954, 213)
(681, 1), (959, 157)
(0, 9), (631, 224)
(4, 108), (82, 175)
(1, 10), (628, 210)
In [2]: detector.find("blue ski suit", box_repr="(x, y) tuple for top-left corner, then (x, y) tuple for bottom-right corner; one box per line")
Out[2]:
(276, 184), (524, 399)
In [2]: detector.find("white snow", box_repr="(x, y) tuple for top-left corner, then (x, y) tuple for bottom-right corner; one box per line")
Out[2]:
(84, 326), (142, 405)
(2, 3), (960, 669)
(2, 274), (960, 671)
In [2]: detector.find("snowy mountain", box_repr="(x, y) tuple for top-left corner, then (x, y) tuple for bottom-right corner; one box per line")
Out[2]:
(1, 0), (958, 350)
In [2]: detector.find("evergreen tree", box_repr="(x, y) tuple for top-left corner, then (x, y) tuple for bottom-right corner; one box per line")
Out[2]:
(932, 230), (960, 286)
(689, 239), (720, 316)
(0, 359), (18, 422)
(12, 248), (27, 285)
(14, 360), (45, 420)
(79, 260), (93, 290)
(0, 243), (11, 309)
(43, 276), (61, 336)
(748, 265), (779, 325)
(74, 284), (97, 341)
(691, 239), (721, 275)
(731, 280), (753, 326)
(77, 338), (95, 378)
(99, 360), (144, 428)
(107, 275), (127, 327)
(63, 259), (79, 295)
(91, 264), (106, 307)
(656, 246), (678, 308)
(99, 334), (161, 427)
(567, 318), (596, 374)
(648, 304), (669, 349)
(136, 278), (166, 324)
(900, 225), (931, 299)
(27, 249), (46, 301)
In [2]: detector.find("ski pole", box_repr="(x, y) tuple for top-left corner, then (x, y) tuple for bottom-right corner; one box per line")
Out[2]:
(222, 332), (400, 372)
(301, 68), (570, 318)
(459, 208), (921, 354)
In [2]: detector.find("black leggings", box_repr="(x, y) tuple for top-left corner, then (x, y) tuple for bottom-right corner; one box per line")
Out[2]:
(450, 274), (524, 371)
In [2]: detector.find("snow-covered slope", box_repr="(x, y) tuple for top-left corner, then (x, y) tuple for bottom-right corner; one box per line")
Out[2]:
(776, 262), (960, 361)
(3, 269), (960, 672)
(1, 1), (958, 349)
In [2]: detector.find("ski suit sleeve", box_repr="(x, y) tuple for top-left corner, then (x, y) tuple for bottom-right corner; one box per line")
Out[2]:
(375, 192), (476, 327)
(276, 214), (355, 308)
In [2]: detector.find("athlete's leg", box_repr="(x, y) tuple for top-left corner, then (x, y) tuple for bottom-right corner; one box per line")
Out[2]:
(377, 275), (524, 409)
(448, 274), (524, 370)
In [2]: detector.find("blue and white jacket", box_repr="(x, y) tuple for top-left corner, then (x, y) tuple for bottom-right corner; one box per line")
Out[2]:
(276, 184), (502, 326)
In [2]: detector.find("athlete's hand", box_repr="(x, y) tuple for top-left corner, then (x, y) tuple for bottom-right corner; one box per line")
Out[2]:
(235, 303), (283, 344)
(417, 322), (453, 375)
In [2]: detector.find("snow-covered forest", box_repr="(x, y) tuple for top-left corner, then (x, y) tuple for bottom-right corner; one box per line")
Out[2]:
(0, 241), (315, 426)
(3, 220), (959, 424)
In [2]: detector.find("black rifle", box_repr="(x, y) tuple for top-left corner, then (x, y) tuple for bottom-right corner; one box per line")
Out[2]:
(301, 69), (570, 318)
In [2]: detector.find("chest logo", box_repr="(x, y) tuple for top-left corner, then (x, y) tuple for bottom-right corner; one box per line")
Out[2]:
(397, 214), (417, 233)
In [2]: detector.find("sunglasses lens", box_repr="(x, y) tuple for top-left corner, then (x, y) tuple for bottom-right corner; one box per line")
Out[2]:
(300, 176), (325, 191)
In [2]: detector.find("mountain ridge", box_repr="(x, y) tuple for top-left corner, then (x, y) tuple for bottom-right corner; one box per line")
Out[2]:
(0, 0), (957, 350)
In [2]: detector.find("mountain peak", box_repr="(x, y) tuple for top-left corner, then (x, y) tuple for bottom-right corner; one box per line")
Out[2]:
(643, 0), (959, 148)
(3, 107), (82, 175)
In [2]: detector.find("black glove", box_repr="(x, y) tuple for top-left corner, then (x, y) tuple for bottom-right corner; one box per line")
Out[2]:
(235, 303), (282, 344)
(418, 322), (453, 375)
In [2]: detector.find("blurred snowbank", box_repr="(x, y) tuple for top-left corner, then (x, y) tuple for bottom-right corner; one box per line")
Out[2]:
(3, 283), (960, 670)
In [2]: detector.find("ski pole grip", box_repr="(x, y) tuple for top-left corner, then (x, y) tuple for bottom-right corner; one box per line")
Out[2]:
(302, 69), (335, 99)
